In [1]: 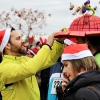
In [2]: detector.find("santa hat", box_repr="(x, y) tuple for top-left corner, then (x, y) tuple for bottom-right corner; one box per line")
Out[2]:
(64, 38), (77, 45)
(28, 47), (39, 55)
(62, 44), (93, 61)
(28, 49), (36, 55)
(0, 29), (11, 52)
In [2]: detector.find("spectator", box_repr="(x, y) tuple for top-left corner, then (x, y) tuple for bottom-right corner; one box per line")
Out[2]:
(56, 44), (100, 100)
(47, 38), (76, 100)
(55, 14), (100, 67)
(76, 36), (100, 66)
(0, 27), (64, 100)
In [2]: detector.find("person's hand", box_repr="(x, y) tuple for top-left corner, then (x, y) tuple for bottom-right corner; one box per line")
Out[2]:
(62, 78), (69, 91)
(46, 32), (57, 47)
(47, 29), (67, 47)
(55, 38), (65, 43)
(55, 28), (67, 43)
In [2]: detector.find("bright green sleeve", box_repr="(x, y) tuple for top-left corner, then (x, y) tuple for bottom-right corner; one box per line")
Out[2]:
(1, 40), (64, 84)
(39, 40), (64, 71)
(94, 53), (100, 67)
(27, 40), (64, 72)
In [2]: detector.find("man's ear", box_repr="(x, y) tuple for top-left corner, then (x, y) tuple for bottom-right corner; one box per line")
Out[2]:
(5, 43), (11, 50)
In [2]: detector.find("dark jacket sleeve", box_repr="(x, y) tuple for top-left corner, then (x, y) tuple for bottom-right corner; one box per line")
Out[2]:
(50, 57), (63, 77)
(74, 87), (100, 100)
(56, 86), (64, 100)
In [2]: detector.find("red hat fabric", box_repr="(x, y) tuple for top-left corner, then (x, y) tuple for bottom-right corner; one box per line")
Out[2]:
(28, 49), (36, 55)
(54, 14), (100, 38)
(0, 29), (11, 52)
(28, 47), (39, 55)
(62, 44), (93, 61)
(39, 37), (47, 48)
(64, 38), (77, 45)
(28, 36), (35, 44)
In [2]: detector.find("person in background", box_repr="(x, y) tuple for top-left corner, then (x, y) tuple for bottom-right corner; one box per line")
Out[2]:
(26, 46), (41, 90)
(56, 44), (100, 100)
(0, 27), (64, 100)
(28, 38), (50, 100)
(37, 37), (50, 100)
(60, 16), (100, 67)
(47, 38), (76, 100)
(76, 36), (100, 66)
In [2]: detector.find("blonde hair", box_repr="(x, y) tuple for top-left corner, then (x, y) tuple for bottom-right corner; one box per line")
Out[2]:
(69, 56), (99, 72)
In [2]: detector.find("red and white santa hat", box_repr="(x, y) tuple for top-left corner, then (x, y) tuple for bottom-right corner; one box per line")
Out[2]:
(28, 49), (36, 55)
(61, 44), (93, 61)
(64, 38), (77, 45)
(28, 47), (39, 55)
(0, 29), (11, 52)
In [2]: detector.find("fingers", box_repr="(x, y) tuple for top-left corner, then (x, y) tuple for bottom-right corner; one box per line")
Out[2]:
(55, 28), (68, 42)
(46, 29), (67, 47)
(62, 78), (69, 91)
(47, 32), (58, 47)
(55, 38), (65, 42)
(62, 81), (67, 91)
(63, 78), (69, 83)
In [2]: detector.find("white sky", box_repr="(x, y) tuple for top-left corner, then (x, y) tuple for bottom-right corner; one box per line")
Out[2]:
(0, 0), (100, 36)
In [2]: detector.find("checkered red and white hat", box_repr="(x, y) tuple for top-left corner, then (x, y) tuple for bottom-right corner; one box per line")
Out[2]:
(61, 44), (93, 61)
(0, 29), (11, 52)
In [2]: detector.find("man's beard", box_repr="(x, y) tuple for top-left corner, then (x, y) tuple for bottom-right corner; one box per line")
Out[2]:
(10, 44), (27, 55)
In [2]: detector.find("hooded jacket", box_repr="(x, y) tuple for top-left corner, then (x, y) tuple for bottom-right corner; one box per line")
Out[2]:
(0, 40), (64, 100)
(57, 70), (100, 100)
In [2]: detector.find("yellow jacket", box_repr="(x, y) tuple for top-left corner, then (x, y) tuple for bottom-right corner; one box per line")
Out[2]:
(0, 40), (64, 100)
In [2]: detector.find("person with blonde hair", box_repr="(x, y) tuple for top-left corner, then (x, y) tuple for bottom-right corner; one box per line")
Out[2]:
(56, 44), (100, 100)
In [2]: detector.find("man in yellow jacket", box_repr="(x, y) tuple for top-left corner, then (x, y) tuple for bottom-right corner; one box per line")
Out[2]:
(0, 27), (64, 100)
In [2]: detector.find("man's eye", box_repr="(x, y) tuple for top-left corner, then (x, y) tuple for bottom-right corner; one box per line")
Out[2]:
(16, 37), (21, 40)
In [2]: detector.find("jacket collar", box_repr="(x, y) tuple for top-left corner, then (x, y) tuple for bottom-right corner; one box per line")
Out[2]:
(3, 55), (24, 60)
(64, 70), (100, 93)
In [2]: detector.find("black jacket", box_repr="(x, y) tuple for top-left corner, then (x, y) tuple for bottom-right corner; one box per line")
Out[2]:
(56, 70), (100, 100)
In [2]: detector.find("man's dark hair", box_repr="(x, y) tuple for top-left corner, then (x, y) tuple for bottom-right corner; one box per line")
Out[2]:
(36, 41), (40, 47)
(87, 36), (100, 51)
(11, 27), (15, 32)
(82, 36), (100, 51)
(8, 27), (15, 43)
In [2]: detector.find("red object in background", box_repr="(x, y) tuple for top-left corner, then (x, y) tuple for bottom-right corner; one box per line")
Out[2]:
(27, 47), (39, 56)
(43, 38), (47, 44)
(0, 30), (5, 45)
(39, 37), (43, 44)
(33, 47), (39, 54)
(28, 36), (35, 44)
(67, 37), (77, 43)
(55, 14), (100, 38)
(39, 37), (47, 48)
